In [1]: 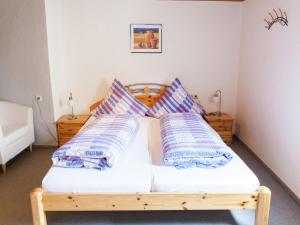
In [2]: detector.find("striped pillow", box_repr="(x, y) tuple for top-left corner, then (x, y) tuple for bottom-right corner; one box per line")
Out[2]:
(92, 79), (149, 117)
(147, 78), (205, 118)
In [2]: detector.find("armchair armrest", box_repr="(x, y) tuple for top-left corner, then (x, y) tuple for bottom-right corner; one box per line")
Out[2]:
(0, 101), (32, 126)
(0, 125), (3, 142)
(27, 107), (34, 130)
(0, 101), (35, 165)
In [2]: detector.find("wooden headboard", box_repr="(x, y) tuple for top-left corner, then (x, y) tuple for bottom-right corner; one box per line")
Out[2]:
(89, 83), (170, 112)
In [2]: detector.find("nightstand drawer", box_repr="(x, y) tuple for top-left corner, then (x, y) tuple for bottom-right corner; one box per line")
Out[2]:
(204, 113), (234, 146)
(209, 121), (232, 129)
(210, 125), (232, 132)
(218, 131), (232, 137)
(58, 124), (82, 135)
(56, 115), (90, 147)
(219, 131), (232, 145)
(58, 136), (73, 146)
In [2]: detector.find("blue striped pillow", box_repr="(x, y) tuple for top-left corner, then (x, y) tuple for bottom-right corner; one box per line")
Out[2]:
(92, 79), (149, 117)
(147, 78), (205, 118)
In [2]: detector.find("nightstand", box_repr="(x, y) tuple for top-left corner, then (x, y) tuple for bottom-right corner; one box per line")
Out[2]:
(56, 115), (90, 147)
(204, 113), (234, 145)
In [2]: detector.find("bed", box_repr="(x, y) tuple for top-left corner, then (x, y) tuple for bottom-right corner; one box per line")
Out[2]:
(30, 83), (271, 225)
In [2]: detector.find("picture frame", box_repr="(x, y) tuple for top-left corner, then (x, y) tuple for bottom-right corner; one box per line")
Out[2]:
(130, 24), (162, 53)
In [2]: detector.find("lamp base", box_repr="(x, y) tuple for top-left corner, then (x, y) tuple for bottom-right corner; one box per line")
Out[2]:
(208, 111), (222, 117)
(67, 114), (78, 120)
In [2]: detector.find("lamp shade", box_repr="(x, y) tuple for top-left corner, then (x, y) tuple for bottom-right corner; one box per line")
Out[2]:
(212, 95), (220, 103)
(68, 99), (74, 107)
(212, 90), (222, 116)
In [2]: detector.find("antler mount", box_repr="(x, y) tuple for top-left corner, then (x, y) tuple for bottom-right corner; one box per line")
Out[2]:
(264, 8), (288, 30)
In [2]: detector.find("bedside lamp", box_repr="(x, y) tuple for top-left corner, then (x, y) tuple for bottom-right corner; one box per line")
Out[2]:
(212, 90), (222, 116)
(68, 92), (77, 120)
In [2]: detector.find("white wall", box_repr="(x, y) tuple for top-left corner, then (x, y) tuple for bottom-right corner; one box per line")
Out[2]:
(237, 0), (300, 197)
(0, 0), (56, 145)
(45, 0), (242, 119)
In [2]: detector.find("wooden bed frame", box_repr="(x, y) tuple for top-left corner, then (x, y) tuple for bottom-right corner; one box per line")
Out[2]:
(30, 83), (271, 225)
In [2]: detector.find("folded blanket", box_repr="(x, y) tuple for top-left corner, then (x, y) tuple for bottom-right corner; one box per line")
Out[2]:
(160, 113), (233, 169)
(52, 114), (139, 170)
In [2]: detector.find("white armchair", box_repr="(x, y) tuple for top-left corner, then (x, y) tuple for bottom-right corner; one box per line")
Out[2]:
(0, 101), (35, 173)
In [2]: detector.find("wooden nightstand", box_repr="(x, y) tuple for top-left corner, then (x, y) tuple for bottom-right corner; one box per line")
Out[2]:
(204, 113), (234, 145)
(56, 115), (90, 147)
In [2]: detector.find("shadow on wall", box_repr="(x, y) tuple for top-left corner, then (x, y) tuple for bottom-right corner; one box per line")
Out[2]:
(91, 78), (110, 104)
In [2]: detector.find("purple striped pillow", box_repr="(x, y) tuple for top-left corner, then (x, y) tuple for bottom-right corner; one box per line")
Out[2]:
(92, 79), (149, 117)
(147, 78), (205, 118)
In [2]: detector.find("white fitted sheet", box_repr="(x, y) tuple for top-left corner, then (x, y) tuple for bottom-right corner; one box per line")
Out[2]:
(42, 116), (151, 193)
(148, 118), (260, 193)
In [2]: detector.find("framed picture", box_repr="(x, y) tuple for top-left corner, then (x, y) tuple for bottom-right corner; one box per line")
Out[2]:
(130, 24), (162, 53)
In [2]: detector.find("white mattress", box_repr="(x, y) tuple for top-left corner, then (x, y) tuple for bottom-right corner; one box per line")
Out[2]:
(43, 116), (259, 194)
(42, 116), (152, 193)
(148, 118), (260, 193)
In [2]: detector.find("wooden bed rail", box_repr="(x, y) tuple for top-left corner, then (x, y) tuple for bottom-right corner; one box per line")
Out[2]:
(30, 186), (271, 225)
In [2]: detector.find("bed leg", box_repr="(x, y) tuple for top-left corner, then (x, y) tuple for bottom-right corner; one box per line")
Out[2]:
(30, 188), (47, 225)
(255, 186), (271, 225)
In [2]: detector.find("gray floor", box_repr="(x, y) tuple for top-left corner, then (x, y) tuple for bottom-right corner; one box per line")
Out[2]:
(0, 139), (299, 225)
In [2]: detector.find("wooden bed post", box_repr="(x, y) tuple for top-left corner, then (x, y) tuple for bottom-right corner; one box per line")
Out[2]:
(255, 186), (271, 225)
(30, 188), (47, 225)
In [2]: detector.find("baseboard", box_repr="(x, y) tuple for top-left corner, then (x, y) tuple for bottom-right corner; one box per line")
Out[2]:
(234, 135), (300, 206)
